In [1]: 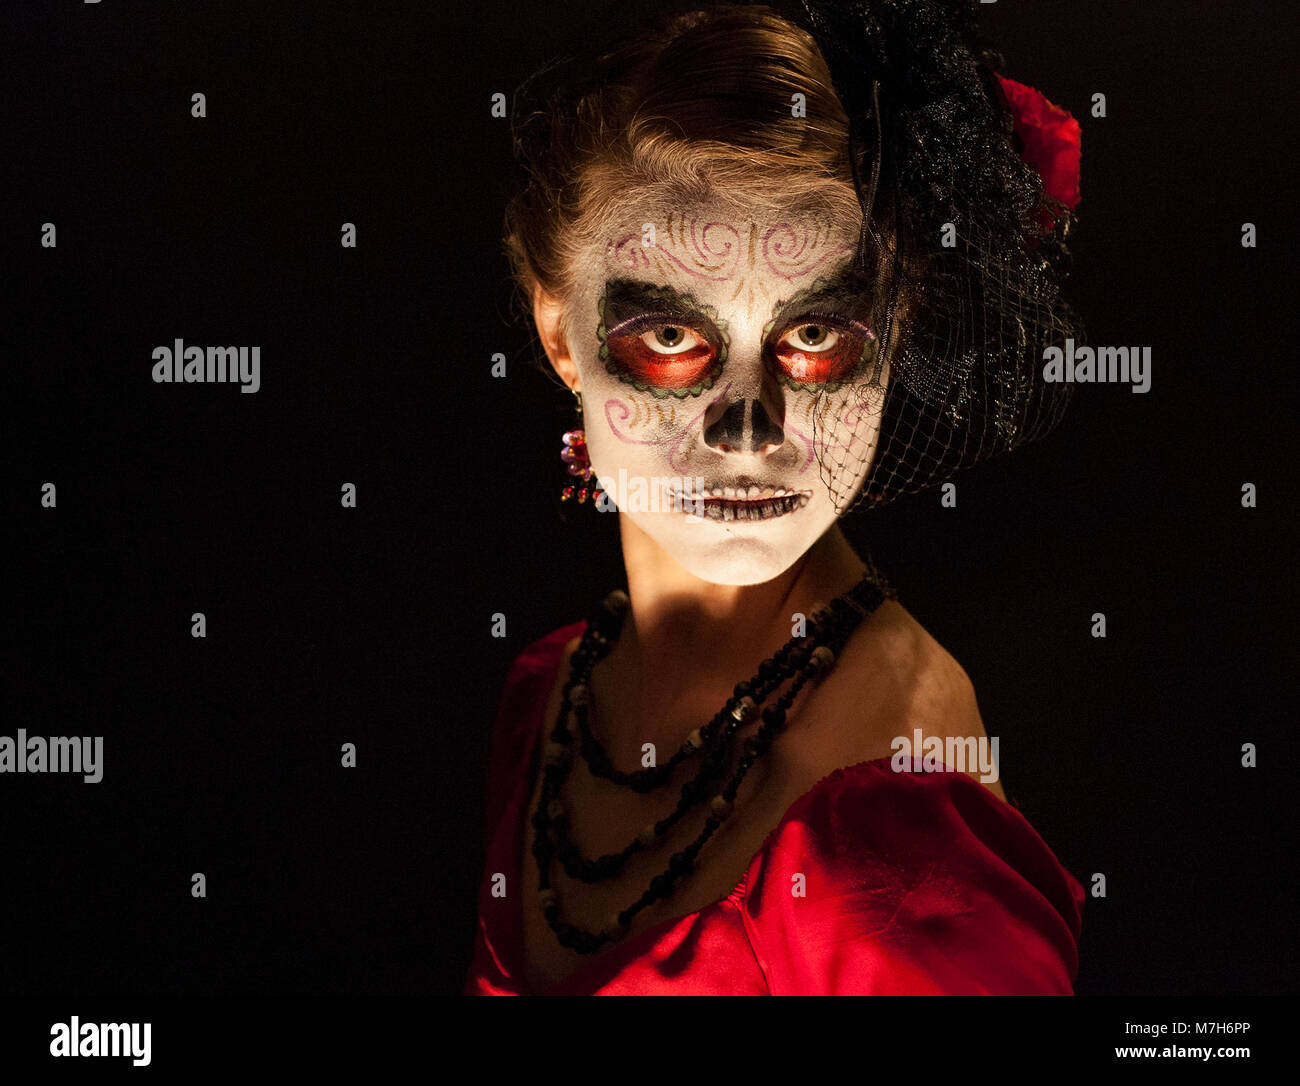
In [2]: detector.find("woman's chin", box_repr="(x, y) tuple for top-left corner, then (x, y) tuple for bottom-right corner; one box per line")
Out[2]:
(642, 519), (812, 586)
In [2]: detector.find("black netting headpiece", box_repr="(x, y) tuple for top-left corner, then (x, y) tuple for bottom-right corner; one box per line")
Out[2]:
(792, 0), (1085, 511)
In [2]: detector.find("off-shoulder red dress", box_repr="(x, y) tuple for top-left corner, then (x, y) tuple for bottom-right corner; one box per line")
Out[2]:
(464, 622), (1085, 995)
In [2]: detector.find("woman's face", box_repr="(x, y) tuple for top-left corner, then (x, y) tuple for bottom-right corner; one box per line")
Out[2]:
(560, 195), (890, 586)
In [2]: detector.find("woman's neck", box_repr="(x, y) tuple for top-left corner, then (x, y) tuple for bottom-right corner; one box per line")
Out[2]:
(597, 517), (870, 748)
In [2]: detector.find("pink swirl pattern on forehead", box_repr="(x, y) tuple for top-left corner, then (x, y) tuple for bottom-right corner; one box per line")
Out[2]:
(688, 219), (741, 276)
(608, 230), (740, 282)
(610, 235), (654, 271)
(762, 222), (855, 281)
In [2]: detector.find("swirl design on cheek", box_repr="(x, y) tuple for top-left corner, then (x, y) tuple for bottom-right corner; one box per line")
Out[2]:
(604, 385), (732, 476)
(782, 422), (818, 472)
(604, 398), (659, 445)
(784, 399), (881, 471)
(762, 222), (854, 281)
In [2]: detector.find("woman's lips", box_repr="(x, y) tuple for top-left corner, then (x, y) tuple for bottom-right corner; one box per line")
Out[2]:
(666, 485), (812, 522)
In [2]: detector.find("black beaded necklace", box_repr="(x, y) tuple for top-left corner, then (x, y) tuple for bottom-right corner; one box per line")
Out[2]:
(531, 564), (896, 954)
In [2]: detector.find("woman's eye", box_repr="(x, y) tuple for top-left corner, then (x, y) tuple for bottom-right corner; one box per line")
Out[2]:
(773, 319), (873, 386)
(786, 323), (839, 352)
(606, 320), (718, 390)
(640, 325), (703, 355)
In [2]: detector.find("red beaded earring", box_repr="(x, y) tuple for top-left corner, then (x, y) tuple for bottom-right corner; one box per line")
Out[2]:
(560, 388), (604, 505)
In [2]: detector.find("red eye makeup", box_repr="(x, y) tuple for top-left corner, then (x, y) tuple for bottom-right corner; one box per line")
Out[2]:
(770, 313), (877, 389)
(597, 280), (728, 398)
(595, 274), (880, 398)
(604, 315), (719, 389)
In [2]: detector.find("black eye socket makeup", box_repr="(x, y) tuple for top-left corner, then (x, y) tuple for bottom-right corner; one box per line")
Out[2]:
(763, 272), (882, 392)
(594, 272), (883, 397)
(600, 279), (714, 332)
(597, 279), (729, 398)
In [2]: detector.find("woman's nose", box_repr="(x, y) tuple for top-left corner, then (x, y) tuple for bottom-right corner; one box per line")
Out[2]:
(703, 397), (784, 454)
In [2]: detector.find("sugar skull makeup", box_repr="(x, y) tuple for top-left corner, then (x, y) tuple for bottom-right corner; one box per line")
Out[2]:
(564, 200), (890, 586)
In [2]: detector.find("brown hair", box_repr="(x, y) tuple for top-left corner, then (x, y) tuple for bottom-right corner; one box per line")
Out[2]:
(503, 5), (873, 341)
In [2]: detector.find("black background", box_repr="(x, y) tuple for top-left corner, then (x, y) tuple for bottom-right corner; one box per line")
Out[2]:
(6, 0), (1296, 996)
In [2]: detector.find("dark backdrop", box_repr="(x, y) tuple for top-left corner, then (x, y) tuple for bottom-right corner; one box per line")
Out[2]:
(6, 0), (1295, 996)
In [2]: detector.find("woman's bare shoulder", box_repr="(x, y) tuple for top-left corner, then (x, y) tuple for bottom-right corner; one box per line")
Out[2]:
(788, 599), (1006, 800)
(832, 599), (978, 712)
(874, 601), (982, 730)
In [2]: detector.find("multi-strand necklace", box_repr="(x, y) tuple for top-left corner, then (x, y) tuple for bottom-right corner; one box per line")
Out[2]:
(530, 563), (896, 954)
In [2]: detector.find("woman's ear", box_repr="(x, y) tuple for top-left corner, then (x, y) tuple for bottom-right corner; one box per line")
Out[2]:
(532, 285), (580, 392)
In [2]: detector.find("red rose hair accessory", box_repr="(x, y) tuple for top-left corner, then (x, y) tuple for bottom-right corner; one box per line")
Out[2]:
(995, 75), (1083, 228)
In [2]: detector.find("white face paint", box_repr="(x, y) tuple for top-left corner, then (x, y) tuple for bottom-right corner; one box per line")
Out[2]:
(565, 197), (890, 586)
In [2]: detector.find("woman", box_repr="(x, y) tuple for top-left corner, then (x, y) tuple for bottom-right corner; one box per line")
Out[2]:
(465, 0), (1086, 995)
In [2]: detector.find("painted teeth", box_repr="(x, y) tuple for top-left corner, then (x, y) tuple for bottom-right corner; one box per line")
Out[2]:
(698, 486), (803, 500)
(677, 491), (813, 520)
(712, 490), (806, 502)
(667, 486), (813, 514)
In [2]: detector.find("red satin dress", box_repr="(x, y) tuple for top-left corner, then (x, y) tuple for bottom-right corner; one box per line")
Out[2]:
(464, 622), (1085, 995)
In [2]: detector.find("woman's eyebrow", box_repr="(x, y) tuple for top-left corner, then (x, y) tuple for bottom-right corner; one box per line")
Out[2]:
(602, 268), (876, 325)
(602, 278), (712, 320)
(770, 268), (877, 319)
